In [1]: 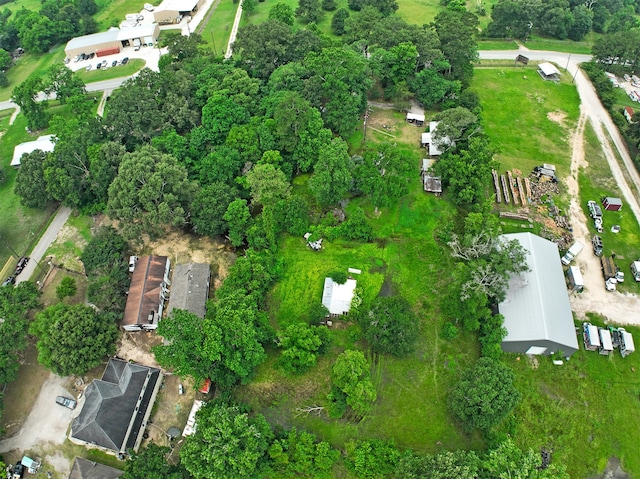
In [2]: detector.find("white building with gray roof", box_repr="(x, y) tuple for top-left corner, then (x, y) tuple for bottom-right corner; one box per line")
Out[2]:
(498, 232), (579, 356)
(167, 263), (211, 318)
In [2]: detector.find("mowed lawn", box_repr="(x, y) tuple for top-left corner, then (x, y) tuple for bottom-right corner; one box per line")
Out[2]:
(473, 67), (580, 179)
(236, 178), (484, 455)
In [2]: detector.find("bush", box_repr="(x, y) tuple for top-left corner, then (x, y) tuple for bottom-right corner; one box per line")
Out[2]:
(56, 276), (77, 301)
(276, 323), (330, 375)
(361, 296), (419, 356)
(322, 0), (336, 10)
(329, 271), (348, 284)
(441, 321), (458, 340)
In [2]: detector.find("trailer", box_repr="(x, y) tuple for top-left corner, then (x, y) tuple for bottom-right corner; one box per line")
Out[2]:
(631, 261), (640, 281)
(96, 47), (120, 57)
(598, 328), (614, 355)
(610, 327), (635, 357)
(583, 323), (600, 351)
(602, 256), (624, 283)
(567, 266), (584, 292)
(561, 241), (584, 266)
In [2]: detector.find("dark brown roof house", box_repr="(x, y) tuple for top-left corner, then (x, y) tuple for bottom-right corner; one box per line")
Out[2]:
(122, 255), (170, 331)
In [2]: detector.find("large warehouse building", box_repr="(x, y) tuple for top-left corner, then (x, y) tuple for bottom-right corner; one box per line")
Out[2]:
(64, 24), (160, 59)
(153, 0), (205, 24)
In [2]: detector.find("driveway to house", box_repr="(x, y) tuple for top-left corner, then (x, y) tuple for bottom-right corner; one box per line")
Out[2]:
(16, 206), (72, 285)
(480, 49), (640, 325)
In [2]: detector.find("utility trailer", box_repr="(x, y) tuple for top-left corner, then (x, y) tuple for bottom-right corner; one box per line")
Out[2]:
(598, 328), (614, 355)
(583, 323), (600, 351)
(609, 326), (635, 357)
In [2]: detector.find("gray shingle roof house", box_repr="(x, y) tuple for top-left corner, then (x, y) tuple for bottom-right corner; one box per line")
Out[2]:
(68, 458), (123, 479)
(167, 263), (211, 318)
(498, 232), (579, 356)
(70, 359), (162, 455)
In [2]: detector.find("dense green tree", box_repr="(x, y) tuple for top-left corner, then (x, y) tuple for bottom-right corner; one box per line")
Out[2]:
(308, 137), (353, 207)
(537, 0), (572, 39)
(81, 226), (128, 277)
(433, 7), (479, 85)
(605, 6), (638, 33)
(433, 106), (479, 149)
(87, 141), (126, 206)
(395, 449), (480, 479)
(268, 428), (339, 478)
(12, 74), (48, 131)
(181, 403), (273, 479)
(296, 0), (323, 22)
(44, 64), (85, 104)
(449, 357), (520, 432)
(122, 443), (187, 479)
(361, 296), (419, 356)
(276, 323), (330, 374)
(568, 4), (592, 41)
(0, 48), (11, 71)
(329, 350), (377, 418)
(0, 282), (40, 384)
(331, 7), (350, 34)
(372, 42), (418, 87)
(322, 0), (337, 10)
(107, 146), (198, 240)
(481, 439), (570, 479)
(410, 66), (459, 107)
(201, 292), (267, 388)
(202, 91), (250, 145)
(303, 47), (370, 135)
(14, 150), (51, 208)
(56, 276), (77, 301)
(30, 304), (118, 376)
(224, 199), (252, 248)
(191, 182), (238, 237)
(246, 163), (291, 206)
(197, 146), (244, 186)
(348, 439), (401, 479)
(485, 0), (539, 39)
(340, 207), (374, 241)
(269, 2), (296, 24)
(154, 309), (213, 383)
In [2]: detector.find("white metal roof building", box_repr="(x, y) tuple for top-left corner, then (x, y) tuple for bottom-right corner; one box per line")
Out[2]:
(421, 121), (450, 156)
(498, 232), (579, 356)
(11, 135), (55, 167)
(64, 24), (160, 58)
(154, 0), (204, 23)
(322, 277), (357, 316)
(538, 62), (560, 81)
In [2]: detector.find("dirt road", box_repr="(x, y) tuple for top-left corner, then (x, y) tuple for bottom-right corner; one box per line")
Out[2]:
(480, 50), (640, 325)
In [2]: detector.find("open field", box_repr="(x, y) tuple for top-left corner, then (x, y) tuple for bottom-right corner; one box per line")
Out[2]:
(472, 67), (580, 179)
(199, 0), (239, 56)
(521, 34), (593, 54)
(0, 47), (66, 102)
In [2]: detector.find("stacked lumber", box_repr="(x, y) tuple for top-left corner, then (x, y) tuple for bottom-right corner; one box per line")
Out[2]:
(507, 171), (519, 205)
(492, 170), (502, 203)
(524, 177), (532, 202)
(499, 212), (530, 220)
(501, 175), (510, 203)
(517, 177), (527, 205)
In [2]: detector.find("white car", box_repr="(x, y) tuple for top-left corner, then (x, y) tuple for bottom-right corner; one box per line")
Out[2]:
(129, 256), (138, 273)
(144, 3), (154, 11)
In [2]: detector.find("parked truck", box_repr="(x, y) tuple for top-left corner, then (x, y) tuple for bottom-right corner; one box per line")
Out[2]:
(608, 326), (635, 357)
(561, 241), (584, 265)
(631, 261), (640, 281)
(567, 266), (584, 292)
(602, 256), (624, 291)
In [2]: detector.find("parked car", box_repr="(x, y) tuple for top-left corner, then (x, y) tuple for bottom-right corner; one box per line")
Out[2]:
(121, 57), (129, 65)
(15, 256), (29, 275)
(63, 57), (70, 64)
(86, 65), (92, 71)
(592, 235), (603, 256)
(101, 60), (107, 67)
(178, 384), (184, 395)
(129, 256), (138, 273)
(55, 395), (77, 410)
(87, 52), (95, 60)
(144, 2), (154, 10)
(112, 60), (118, 67)
(96, 62), (102, 69)
(2, 276), (15, 287)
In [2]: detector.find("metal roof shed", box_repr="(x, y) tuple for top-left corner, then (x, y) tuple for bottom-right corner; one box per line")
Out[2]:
(602, 197), (622, 211)
(538, 62), (560, 80)
(11, 135), (55, 167)
(322, 277), (357, 316)
(498, 232), (579, 356)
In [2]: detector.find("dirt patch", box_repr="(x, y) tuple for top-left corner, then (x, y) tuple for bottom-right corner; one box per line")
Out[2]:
(587, 456), (630, 479)
(366, 107), (424, 150)
(48, 224), (88, 273)
(143, 230), (236, 289)
(116, 331), (163, 367)
(547, 110), (568, 126)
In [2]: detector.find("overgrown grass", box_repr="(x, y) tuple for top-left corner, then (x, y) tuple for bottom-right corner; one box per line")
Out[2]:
(75, 58), (146, 83)
(521, 34), (593, 54)
(578, 122), (640, 294)
(477, 39), (520, 50)
(237, 132), (482, 455)
(472, 67), (580, 179)
(200, 0), (240, 56)
(395, 0), (440, 25)
(0, 46), (66, 102)
(504, 319), (640, 478)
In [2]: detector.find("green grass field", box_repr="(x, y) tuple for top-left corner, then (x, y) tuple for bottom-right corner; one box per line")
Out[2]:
(0, 46), (66, 102)
(522, 34), (593, 54)
(75, 59), (146, 83)
(0, 115), (57, 268)
(472, 67), (580, 179)
(200, 0), (240, 56)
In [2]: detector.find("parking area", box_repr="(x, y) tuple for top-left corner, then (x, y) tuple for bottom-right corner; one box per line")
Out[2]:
(66, 43), (165, 73)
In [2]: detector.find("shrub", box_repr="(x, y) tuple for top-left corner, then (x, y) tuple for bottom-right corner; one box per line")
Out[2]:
(441, 321), (459, 340)
(329, 271), (347, 284)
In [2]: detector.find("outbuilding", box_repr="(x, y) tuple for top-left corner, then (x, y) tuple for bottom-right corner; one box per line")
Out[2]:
(537, 62), (560, 81)
(64, 24), (160, 59)
(153, 0), (205, 24)
(322, 276), (357, 316)
(406, 112), (425, 126)
(420, 121), (450, 157)
(602, 197), (622, 211)
(498, 232), (579, 356)
(624, 106), (635, 123)
(11, 135), (55, 167)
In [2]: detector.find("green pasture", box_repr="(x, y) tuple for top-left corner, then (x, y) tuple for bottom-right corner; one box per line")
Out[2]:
(521, 34), (593, 54)
(477, 39), (519, 51)
(505, 317), (640, 478)
(578, 122), (640, 293)
(0, 115), (56, 268)
(200, 0), (240, 56)
(238, 184), (483, 455)
(472, 67), (580, 179)
(0, 47), (66, 102)
(75, 58), (146, 83)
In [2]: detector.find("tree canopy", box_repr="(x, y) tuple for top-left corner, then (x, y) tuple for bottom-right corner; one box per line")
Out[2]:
(329, 349), (377, 418)
(30, 303), (119, 377)
(361, 296), (419, 356)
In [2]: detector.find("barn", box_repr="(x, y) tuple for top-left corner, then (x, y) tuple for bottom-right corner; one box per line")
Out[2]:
(153, 0), (205, 24)
(64, 24), (160, 59)
(498, 232), (579, 357)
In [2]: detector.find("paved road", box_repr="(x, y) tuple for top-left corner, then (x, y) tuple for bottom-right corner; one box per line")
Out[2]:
(16, 206), (72, 284)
